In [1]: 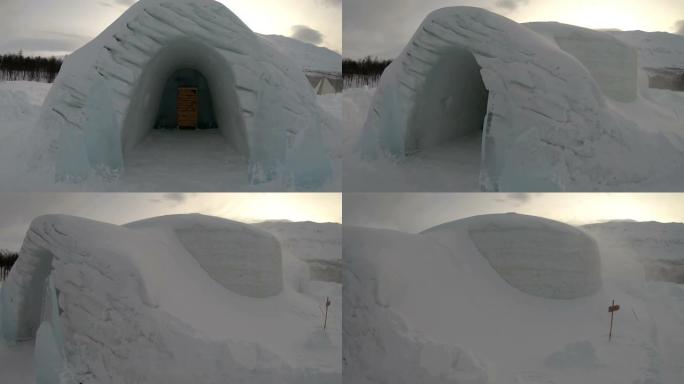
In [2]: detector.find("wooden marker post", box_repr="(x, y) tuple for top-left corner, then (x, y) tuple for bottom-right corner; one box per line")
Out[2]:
(324, 296), (331, 330)
(608, 300), (620, 341)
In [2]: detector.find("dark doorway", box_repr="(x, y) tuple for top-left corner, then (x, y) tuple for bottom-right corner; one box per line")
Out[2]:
(155, 68), (218, 130)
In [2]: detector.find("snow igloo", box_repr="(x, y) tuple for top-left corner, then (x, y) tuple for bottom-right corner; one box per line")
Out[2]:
(37, 0), (330, 188)
(425, 213), (602, 299)
(361, 7), (682, 191)
(0, 214), (287, 382)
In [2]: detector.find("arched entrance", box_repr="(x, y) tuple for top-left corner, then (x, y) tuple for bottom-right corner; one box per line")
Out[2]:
(119, 40), (249, 190)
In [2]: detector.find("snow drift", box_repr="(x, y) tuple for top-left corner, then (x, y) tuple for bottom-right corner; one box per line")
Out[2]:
(359, 7), (684, 191)
(36, 0), (331, 189)
(424, 213), (601, 299)
(1, 214), (340, 383)
(344, 213), (684, 383)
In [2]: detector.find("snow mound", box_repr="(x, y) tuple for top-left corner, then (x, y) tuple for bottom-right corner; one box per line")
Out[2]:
(609, 30), (684, 70)
(35, 0), (331, 189)
(424, 213), (602, 299)
(343, 226), (491, 384)
(259, 34), (341, 75)
(526, 22), (638, 102)
(1, 214), (340, 383)
(126, 214), (283, 297)
(359, 7), (684, 191)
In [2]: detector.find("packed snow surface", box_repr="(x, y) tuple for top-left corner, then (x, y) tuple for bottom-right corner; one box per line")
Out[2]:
(17, 0), (333, 191)
(344, 213), (684, 383)
(1, 214), (341, 383)
(425, 214), (602, 299)
(349, 7), (684, 192)
(259, 34), (341, 75)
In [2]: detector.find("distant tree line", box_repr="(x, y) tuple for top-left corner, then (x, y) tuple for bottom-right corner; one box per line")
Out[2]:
(0, 51), (63, 83)
(343, 56), (392, 89)
(0, 250), (19, 281)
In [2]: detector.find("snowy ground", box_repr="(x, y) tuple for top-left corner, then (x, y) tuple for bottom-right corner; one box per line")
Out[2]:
(0, 81), (342, 192)
(344, 214), (684, 384)
(0, 217), (342, 383)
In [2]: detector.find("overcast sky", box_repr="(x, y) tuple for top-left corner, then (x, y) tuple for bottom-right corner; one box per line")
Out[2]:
(344, 193), (684, 233)
(344, 0), (684, 59)
(0, 193), (341, 250)
(0, 0), (342, 57)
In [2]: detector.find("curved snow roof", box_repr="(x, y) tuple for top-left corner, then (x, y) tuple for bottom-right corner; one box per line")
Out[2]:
(423, 213), (602, 299)
(36, 0), (330, 188)
(361, 7), (684, 191)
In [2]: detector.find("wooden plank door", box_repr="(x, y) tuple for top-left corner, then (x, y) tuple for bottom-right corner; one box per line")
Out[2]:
(177, 87), (198, 129)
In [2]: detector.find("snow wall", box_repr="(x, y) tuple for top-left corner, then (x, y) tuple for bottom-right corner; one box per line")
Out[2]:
(0, 214), (297, 383)
(126, 214), (283, 298)
(37, 0), (330, 188)
(424, 213), (602, 299)
(361, 7), (684, 191)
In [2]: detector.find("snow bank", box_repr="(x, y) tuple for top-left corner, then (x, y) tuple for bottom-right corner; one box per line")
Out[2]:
(257, 221), (341, 283)
(527, 22), (638, 102)
(359, 7), (684, 191)
(259, 35), (341, 75)
(1, 214), (340, 383)
(610, 30), (684, 70)
(36, 0), (331, 189)
(425, 213), (602, 299)
(343, 226), (491, 384)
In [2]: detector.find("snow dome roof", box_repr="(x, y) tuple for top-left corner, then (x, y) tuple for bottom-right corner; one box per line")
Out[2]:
(360, 7), (684, 191)
(36, 0), (330, 188)
(424, 213), (602, 299)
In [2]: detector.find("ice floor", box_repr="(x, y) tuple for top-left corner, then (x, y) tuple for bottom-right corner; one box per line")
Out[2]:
(119, 129), (250, 192)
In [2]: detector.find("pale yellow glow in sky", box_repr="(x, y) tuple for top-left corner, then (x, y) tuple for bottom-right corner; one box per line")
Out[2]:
(512, 0), (684, 32)
(102, 193), (343, 225)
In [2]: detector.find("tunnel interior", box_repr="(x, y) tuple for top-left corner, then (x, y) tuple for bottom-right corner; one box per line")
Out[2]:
(154, 68), (219, 130)
(405, 46), (489, 155)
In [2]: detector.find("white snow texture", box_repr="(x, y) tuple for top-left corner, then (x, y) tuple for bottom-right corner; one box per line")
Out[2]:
(360, 7), (684, 191)
(36, 0), (331, 189)
(344, 214), (684, 384)
(425, 213), (602, 299)
(1, 214), (340, 383)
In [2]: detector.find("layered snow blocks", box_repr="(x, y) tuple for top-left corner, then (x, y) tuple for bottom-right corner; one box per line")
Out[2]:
(424, 213), (602, 299)
(361, 7), (684, 191)
(38, 0), (330, 189)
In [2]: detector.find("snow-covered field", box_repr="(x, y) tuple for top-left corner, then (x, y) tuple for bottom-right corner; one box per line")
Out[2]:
(344, 213), (684, 384)
(0, 215), (341, 383)
(0, 80), (342, 191)
(345, 8), (684, 192)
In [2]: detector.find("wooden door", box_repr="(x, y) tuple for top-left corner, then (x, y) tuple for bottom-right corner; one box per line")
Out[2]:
(177, 87), (198, 129)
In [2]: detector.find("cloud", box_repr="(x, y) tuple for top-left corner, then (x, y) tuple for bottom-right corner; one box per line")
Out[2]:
(291, 25), (324, 45)
(163, 193), (187, 203)
(0, 32), (89, 56)
(676, 20), (684, 35)
(495, 0), (529, 11)
(507, 193), (531, 203)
